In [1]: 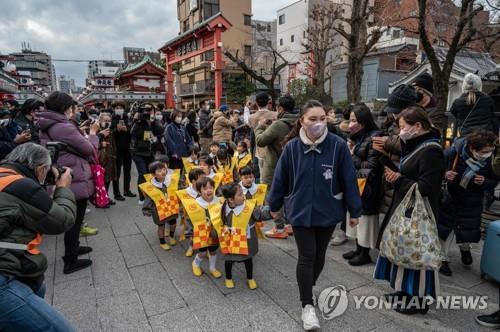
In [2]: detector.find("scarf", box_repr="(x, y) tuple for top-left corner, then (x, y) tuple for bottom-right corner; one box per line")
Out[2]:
(299, 127), (328, 154)
(459, 145), (488, 189)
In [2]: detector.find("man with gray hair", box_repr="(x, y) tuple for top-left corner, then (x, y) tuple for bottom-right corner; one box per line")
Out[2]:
(0, 143), (76, 331)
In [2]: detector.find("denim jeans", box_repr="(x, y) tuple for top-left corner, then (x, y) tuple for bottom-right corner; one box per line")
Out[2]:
(132, 154), (153, 201)
(0, 274), (75, 332)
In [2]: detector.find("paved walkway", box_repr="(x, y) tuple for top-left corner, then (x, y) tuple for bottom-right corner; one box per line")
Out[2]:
(40, 184), (499, 331)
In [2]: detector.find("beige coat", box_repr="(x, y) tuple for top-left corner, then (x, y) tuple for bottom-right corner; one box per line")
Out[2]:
(212, 111), (235, 143)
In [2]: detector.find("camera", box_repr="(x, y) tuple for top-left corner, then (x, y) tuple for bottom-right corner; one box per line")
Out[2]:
(45, 142), (70, 185)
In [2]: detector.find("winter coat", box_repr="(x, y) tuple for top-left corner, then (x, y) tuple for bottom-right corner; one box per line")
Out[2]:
(212, 112), (235, 143)
(268, 132), (362, 227)
(254, 111), (298, 185)
(249, 109), (277, 158)
(0, 126), (16, 160)
(186, 121), (199, 144)
(350, 130), (383, 215)
(0, 163), (76, 283)
(199, 109), (213, 138)
(377, 131), (445, 248)
(130, 120), (156, 158)
(98, 130), (117, 183)
(424, 97), (448, 135)
(111, 115), (132, 153)
(438, 139), (499, 243)
(450, 91), (496, 136)
(36, 111), (98, 201)
(15, 112), (40, 144)
(164, 122), (193, 158)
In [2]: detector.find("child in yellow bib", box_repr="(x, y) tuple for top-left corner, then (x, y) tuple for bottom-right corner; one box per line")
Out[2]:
(183, 177), (223, 278)
(199, 155), (223, 191)
(176, 168), (206, 257)
(235, 141), (252, 174)
(211, 183), (272, 290)
(217, 149), (237, 185)
(139, 160), (181, 251)
(182, 145), (201, 184)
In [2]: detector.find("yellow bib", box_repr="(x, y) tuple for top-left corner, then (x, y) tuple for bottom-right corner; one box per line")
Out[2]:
(139, 171), (181, 220)
(250, 184), (267, 206)
(182, 158), (199, 175)
(237, 153), (252, 170)
(210, 200), (256, 255)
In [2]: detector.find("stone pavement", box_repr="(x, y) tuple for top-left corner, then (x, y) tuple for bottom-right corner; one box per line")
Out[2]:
(40, 190), (499, 331)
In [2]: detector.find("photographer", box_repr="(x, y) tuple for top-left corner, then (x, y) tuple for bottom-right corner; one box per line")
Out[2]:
(0, 109), (32, 160)
(15, 99), (44, 144)
(36, 91), (98, 274)
(97, 112), (117, 205)
(0, 143), (76, 332)
(212, 105), (238, 145)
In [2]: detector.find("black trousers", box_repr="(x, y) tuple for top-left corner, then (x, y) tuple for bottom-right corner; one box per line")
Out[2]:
(293, 225), (336, 307)
(225, 258), (253, 280)
(63, 199), (88, 263)
(113, 149), (132, 196)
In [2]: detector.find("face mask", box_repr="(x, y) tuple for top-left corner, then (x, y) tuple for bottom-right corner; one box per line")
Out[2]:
(473, 151), (492, 161)
(0, 119), (10, 127)
(155, 115), (163, 121)
(101, 122), (111, 129)
(348, 122), (362, 135)
(305, 122), (327, 140)
(399, 127), (417, 142)
(115, 109), (124, 117)
(75, 112), (82, 123)
(175, 116), (182, 124)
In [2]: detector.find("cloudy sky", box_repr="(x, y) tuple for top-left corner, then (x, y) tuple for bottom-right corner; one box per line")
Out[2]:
(0, 0), (292, 87)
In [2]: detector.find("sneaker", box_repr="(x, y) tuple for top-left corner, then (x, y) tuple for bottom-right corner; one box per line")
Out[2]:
(460, 249), (473, 265)
(439, 261), (452, 276)
(192, 261), (202, 277)
(285, 224), (294, 236)
(301, 304), (320, 330)
(124, 191), (137, 198)
(209, 269), (222, 279)
(185, 247), (194, 257)
(168, 237), (177, 246)
(138, 200), (144, 205)
(160, 243), (171, 251)
(476, 310), (500, 328)
(80, 225), (99, 237)
(265, 227), (288, 239)
(63, 259), (92, 274)
(331, 230), (348, 246)
(115, 195), (125, 201)
(77, 246), (93, 256)
(247, 279), (257, 290)
(85, 208), (91, 214)
(225, 279), (235, 289)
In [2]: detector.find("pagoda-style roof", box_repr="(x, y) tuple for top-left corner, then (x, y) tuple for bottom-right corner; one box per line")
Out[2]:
(114, 55), (165, 79)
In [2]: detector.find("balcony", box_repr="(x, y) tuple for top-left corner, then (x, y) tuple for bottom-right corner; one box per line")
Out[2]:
(179, 79), (215, 96)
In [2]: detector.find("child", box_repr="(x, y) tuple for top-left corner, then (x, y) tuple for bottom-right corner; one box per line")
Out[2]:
(182, 145), (200, 175)
(199, 154), (223, 190)
(210, 183), (272, 290)
(182, 177), (223, 278)
(239, 166), (267, 205)
(217, 149), (237, 185)
(140, 160), (181, 250)
(236, 141), (252, 171)
(176, 168), (206, 257)
(209, 141), (220, 166)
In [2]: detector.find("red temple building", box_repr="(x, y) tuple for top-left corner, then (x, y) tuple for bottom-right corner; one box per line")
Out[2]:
(114, 55), (166, 92)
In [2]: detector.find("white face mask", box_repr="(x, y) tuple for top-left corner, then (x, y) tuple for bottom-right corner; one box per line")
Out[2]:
(305, 122), (327, 140)
(115, 109), (124, 117)
(473, 151), (493, 161)
(175, 116), (182, 124)
(399, 126), (417, 142)
(155, 115), (163, 121)
(0, 119), (10, 127)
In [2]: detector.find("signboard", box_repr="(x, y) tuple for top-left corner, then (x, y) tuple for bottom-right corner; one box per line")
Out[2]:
(175, 39), (199, 57)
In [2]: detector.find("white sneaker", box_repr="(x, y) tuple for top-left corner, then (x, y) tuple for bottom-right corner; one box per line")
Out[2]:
(138, 200), (144, 205)
(301, 305), (320, 330)
(331, 230), (348, 246)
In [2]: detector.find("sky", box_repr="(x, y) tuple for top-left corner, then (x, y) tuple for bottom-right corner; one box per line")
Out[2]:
(0, 0), (292, 87)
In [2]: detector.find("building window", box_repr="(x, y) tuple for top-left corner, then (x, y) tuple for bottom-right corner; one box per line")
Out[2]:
(279, 14), (285, 25)
(183, 20), (189, 32)
(203, 50), (214, 61)
(392, 29), (401, 39)
(291, 35), (295, 43)
(303, 30), (306, 38)
(267, 24), (271, 32)
(244, 14), (252, 26)
(188, 75), (195, 84)
(437, 39), (446, 47)
(280, 38), (283, 46)
(244, 45), (252, 57)
(203, 0), (219, 19)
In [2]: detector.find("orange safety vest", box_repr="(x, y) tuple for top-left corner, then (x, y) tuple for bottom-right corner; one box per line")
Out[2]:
(0, 167), (42, 255)
(140, 170), (181, 220)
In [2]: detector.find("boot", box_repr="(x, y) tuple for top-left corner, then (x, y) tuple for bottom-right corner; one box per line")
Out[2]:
(460, 249), (473, 266)
(77, 246), (93, 256)
(348, 247), (372, 266)
(439, 261), (452, 276)
(63, 259), (92, 274)
(342, 242), (361, 260)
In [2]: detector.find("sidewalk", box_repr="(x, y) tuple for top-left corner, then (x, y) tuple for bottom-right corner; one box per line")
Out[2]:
(40, 193), (499, 331)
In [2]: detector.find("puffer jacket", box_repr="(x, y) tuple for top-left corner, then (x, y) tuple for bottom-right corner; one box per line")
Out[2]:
(212, 112), (235, 143)
(0, 163), (76, 282)
(36, 111), (98, 200)
(254, 111), (298, 184)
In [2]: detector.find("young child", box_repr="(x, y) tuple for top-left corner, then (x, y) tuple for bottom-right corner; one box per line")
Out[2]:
(199, 154), (223, 190)
(176, 168), (206, 257)
(236, 141), (252, 171)
(239, 166), (267, 205)
(140, 160), (181, 250)
(182, 145), (200, 175)
(209, 141), (220, 167)
(217, 149), (237, 185)
(182, 177), (223, 278)
(210, 183), (272, 290)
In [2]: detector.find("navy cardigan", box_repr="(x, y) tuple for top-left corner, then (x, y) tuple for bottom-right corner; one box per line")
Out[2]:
(268, 133), (362, 227)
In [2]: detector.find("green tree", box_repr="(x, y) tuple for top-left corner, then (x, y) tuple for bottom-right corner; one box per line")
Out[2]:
(223, 74), (256, 105)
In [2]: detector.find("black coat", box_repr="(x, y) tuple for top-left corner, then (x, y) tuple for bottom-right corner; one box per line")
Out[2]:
(112, 115), (132, 153)
(438, 139), (499, 243)
(350, 130), (383, 215)
(198, 109), (213, 138)
(377, 132), (445, 248)
(0, 126), (16, 160)
(450, 91), (496, 136)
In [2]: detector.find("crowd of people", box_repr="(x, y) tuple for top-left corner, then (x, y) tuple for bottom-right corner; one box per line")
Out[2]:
(0, 71), (499, 331)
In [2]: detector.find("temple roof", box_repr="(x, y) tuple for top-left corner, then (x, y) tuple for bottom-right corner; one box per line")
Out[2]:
(114, 55), (165, 78)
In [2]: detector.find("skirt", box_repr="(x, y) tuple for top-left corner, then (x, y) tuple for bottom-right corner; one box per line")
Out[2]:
(374, 256), (440, 298)
(346, 214), (380, 249)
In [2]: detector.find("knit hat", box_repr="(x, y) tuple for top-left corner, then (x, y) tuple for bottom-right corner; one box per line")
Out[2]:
(412, 73), (434, 94)
(219, 104), (229, 113)
(45, 91), (76, 114)
(385, 84), (418, 114)
(462, 73), (482, 93)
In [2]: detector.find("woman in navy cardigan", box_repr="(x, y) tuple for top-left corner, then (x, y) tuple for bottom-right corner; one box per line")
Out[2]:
(267, 100), (362, 330)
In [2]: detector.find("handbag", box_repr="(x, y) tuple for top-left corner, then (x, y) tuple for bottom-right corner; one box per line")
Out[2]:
(89, 150), (110, 208)
(379, 183), (443, 270)
(441, 152), (460, 205)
